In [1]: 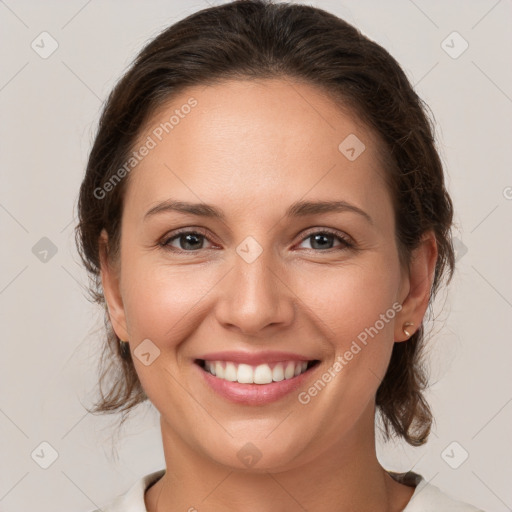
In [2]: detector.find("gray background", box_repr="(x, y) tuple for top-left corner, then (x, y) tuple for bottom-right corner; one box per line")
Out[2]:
(1, 1), (511, 511)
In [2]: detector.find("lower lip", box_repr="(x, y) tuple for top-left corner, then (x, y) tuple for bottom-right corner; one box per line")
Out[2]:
(195, 362), (319, 405)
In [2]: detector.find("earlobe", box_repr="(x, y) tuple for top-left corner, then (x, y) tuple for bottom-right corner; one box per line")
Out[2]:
(99, 229), (129, 341)
(395, 231), (438, 343)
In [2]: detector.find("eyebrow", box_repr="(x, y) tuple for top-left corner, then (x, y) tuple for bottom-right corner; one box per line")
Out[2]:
(144, 199), (373, 225)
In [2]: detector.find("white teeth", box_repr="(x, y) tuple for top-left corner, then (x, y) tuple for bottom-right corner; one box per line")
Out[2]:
(202, 360), (312, 384)
(254, 364), (273, 384)
(225, 362), (238, 382)
(272, 363), (284, 382)
(237, 363), (253, 383)
(215, 361), (224, 379)
(284, 361), (295, 379)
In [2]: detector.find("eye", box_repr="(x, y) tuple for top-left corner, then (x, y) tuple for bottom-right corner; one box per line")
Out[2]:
(296, 229), (354, 252)
(159, 228), (354, 253)
(160, 229), (214, 252)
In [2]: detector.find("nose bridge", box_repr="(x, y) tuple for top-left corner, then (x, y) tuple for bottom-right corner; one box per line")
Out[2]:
(216, 234), (294, 332)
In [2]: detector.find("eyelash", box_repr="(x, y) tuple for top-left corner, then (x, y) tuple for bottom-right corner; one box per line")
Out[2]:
(159, 227), (355, 254)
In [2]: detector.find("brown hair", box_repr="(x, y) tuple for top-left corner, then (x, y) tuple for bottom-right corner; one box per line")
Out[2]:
(75, 0), (455, 446)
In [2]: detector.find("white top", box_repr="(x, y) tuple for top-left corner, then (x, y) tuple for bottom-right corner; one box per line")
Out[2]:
(90, 469), (484, 512)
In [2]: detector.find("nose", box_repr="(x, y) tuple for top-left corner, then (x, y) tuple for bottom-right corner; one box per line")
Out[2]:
(214, 244), (295, 335)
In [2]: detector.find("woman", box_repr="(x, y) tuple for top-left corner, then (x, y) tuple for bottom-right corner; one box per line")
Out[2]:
(76, 1), (484, 510)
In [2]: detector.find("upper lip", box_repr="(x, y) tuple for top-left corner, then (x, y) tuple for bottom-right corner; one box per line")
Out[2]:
(195, 350), (318, 365)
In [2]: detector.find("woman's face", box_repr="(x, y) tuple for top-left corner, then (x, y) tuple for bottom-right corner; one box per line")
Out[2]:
(102, 78), (430, 471)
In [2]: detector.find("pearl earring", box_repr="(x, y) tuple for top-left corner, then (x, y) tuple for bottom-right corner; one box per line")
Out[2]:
(402, 322), (414, 338)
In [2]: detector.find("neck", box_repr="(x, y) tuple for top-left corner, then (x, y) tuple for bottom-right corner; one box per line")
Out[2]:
(145, 402), (415, 512)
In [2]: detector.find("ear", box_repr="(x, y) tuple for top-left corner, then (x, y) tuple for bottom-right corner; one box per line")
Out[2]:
(395, 230), (438, 342)
(99, 228), (129, 341)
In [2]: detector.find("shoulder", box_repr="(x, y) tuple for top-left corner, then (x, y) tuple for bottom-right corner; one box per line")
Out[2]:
(88, 469), (165, 512)
(392, 471), (485, 512)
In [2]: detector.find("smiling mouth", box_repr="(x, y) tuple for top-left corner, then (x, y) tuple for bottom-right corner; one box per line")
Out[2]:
(195, 359), (320, 384)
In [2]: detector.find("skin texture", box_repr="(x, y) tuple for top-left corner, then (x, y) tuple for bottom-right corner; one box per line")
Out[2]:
(99, 78), (437, 512)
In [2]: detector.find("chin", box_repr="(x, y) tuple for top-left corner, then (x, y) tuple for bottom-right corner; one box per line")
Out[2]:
(199, 429), (309, 473)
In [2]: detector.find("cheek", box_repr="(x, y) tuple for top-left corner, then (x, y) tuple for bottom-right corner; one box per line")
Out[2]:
(293, 254), (401, 341)
(120, 255), (217, 342)
(292, 251), (401, 405)
(293, 258), (401, 419)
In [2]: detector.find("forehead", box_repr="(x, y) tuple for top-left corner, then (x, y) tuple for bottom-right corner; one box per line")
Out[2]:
(124, 78), (391, 222)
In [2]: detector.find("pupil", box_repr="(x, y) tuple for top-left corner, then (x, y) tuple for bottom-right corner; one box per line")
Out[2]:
(182, 234), (202, 250)
(312, 234), (331, 250)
